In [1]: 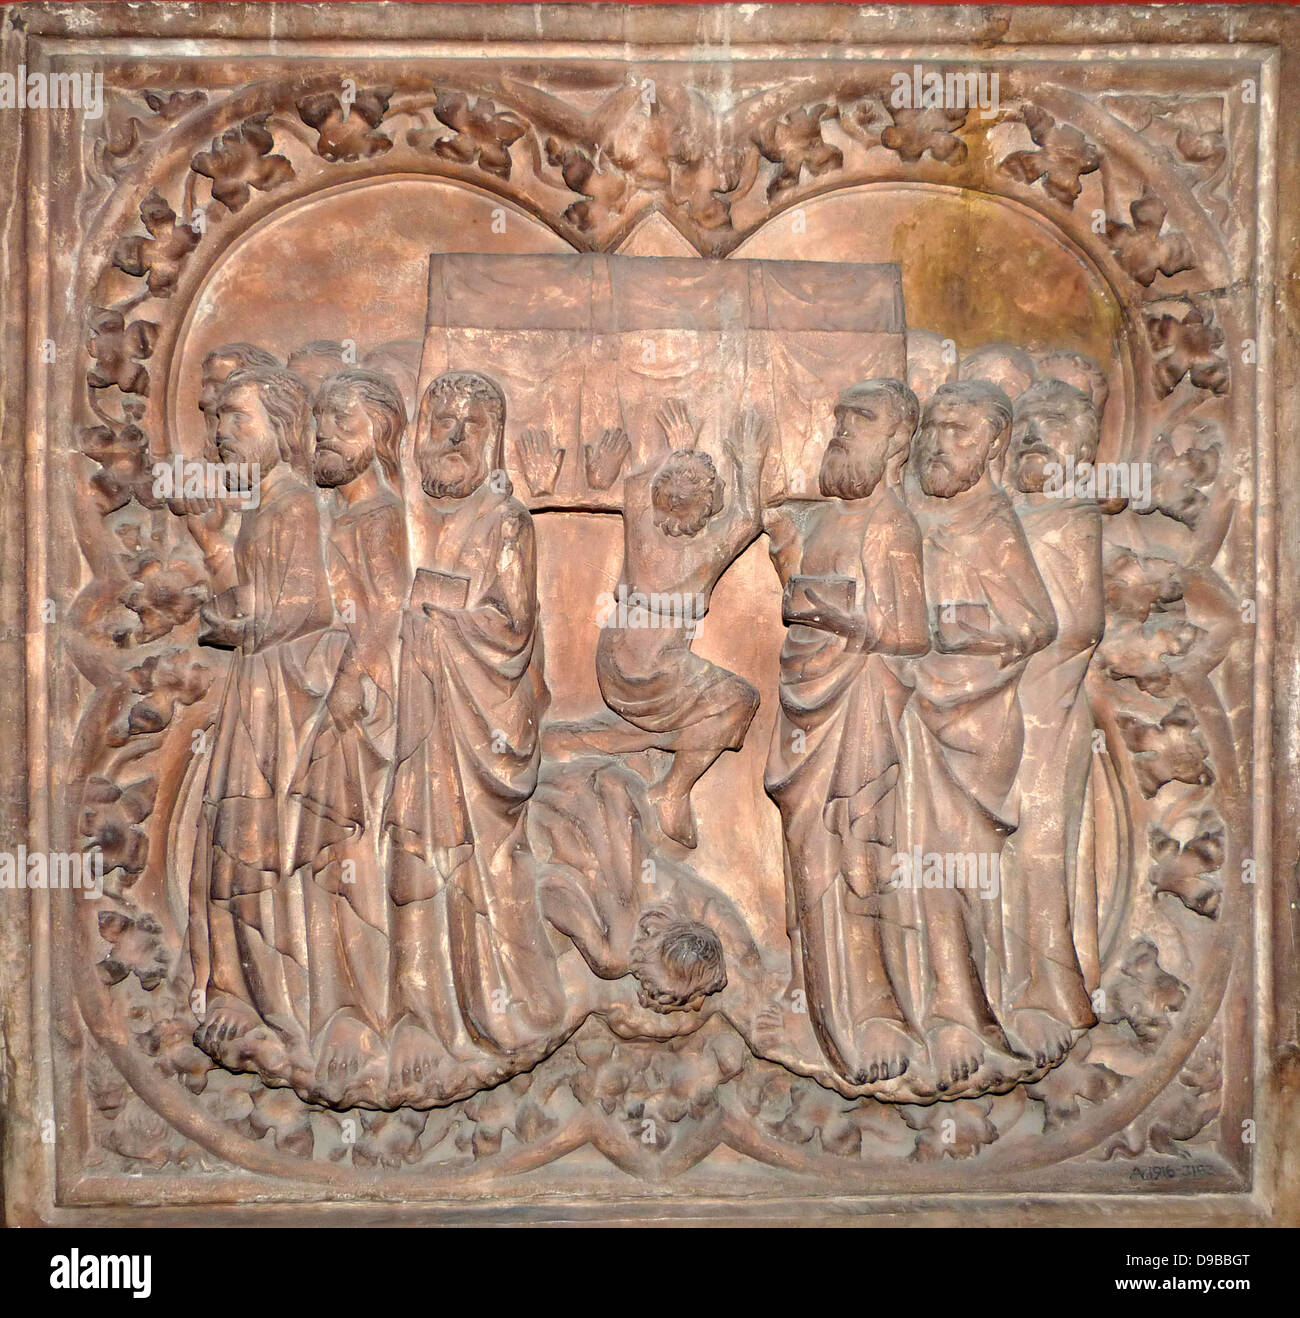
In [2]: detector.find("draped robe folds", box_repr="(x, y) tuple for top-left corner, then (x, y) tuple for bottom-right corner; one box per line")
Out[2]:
(999, 495), (1103, 1030)
(899, 476), (1057, 1044)
(290, 491), (410, 1041)
(190, 463), (339, 1047)
(764, 487), (927, 1081)
(595, 618), (757, 752)
(382, 480), (564, 1055)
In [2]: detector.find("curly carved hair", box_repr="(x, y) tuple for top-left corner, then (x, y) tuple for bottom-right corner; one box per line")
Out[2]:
(651, 450), (724, 537)
(838, 376), (921, 471)
(926, 378), (1015, 460)
(202, 341), (282, 377)
(1013, 376), (1101, 462)
(628, 905), (728, 1013)
(415, 371), (507, 470)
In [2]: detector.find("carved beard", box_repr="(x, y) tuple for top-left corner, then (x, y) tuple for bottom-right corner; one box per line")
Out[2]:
(313, 445), (372, 489)
(420, 446), (486, 500)
(819, 440), (885, 499)
(1012, 445), (1054, 494)
(919, 451), (983, 498)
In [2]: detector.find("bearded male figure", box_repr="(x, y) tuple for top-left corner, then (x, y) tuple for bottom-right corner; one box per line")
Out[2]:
(382, 371), (563, 1096)
(593, 399), (767, 848)
(190, 367), (338, 1066)
(998, 376), (1105, 1066)
(172, 342), (283, 585)
(900, 379), (1057, 1090)
(764, 379), (929, 1086)
(289, 368), (411, 1095)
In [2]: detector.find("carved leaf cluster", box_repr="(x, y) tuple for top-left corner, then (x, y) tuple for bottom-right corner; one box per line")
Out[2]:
(191, 115), (294, 211)
(1117, 700), (1214, 796)
(86, 309), (157, 397)
(1147, 303), (1229, 396)
(755, 103), (843, 201)
(1098, 938), (1188, 1044)
(298, 89), (394, 162)
(1106, 193), (1196, 286)
(1000, 105), (1101, 206)
(1149, 811), (1224, 919)
(880, 105), (968, 164)
(111, 190), (200, 297)
(409, 92), (527, 179)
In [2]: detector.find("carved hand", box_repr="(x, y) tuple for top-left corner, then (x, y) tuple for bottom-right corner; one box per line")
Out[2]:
(797, 588), (872, 644)
(583, 427), (631, 490)
(171, 497), (230, 550)
(515, 428), (565, 496)
(656, 398), (698, 450)
(727, 406), (769, 465)
(197, 595), (247, 649)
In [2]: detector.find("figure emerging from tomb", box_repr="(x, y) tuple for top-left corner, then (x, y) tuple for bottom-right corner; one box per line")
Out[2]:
(899, 379), (1058, 1091)
(998, 375), (1106, 1066)
(527, 756), (779, 1047)
(592, 399), (768, 848)
(189, 366), (339, 1066)
(764, 379), (929, 1086)
(382, 370), (565, 1095)
(289, 368), (411, 1097)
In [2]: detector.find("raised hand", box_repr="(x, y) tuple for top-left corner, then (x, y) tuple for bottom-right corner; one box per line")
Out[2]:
(170, 496), (232, 560)
(726, 405), (769, 466)
(515, 427), (565, 497)
(583, 426), (630, 491)
(656, 398), (698, 451)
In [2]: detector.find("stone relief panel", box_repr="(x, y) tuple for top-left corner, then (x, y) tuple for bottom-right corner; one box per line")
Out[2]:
(2, 6), (1285, 1219)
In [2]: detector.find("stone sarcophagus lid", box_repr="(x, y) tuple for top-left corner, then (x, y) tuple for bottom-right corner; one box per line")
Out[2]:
(1, 0), (1297, 1231)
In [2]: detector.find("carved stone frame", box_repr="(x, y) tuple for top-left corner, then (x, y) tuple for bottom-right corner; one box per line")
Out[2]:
(1, 2), (1297, 1226)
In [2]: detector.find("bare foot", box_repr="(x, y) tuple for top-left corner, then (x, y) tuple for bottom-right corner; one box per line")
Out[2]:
(194, 993), (260, 1054)
(387, 1018), (445, 1099)
(927, 1019), (986, 1091)
(851, 1018), (917, 1084)
(314, 1013), (379, 1093)
(1007, 1008), (1074, 1069)
(648, 781), (697, 848)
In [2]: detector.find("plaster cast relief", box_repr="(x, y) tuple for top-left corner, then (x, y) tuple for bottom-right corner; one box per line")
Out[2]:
(4, 5), (1287, 1221)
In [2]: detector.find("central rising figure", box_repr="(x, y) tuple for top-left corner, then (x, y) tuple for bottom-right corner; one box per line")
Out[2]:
(595, 399), (768, 849)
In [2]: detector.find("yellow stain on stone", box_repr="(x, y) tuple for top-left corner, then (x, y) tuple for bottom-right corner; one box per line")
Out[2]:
(890, 190), (1121, 364)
